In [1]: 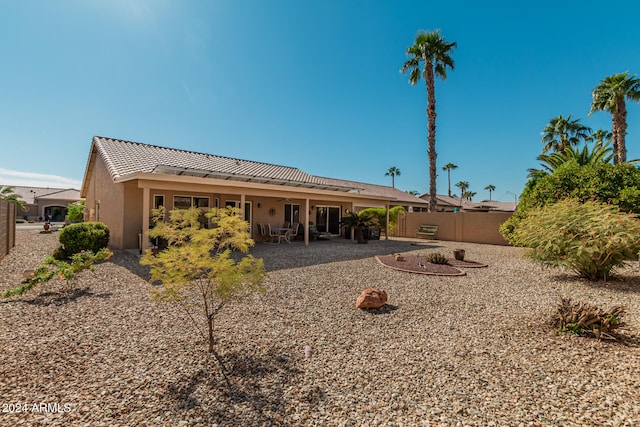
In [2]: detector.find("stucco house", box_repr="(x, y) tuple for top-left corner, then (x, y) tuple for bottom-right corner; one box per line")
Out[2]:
(1, 186), (82, 222)
(80, 136), (428, 249)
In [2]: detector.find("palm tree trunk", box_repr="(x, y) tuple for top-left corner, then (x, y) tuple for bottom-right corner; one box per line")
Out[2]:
(447, 170), (451, 197)
(425, 66), (437, 212)
(615, 97), (627, 163)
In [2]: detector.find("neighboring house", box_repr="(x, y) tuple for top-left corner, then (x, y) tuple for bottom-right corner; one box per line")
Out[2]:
(1, 186), (82, 221)
(80, 136), (429, 249)
(419, 193), (517, 212)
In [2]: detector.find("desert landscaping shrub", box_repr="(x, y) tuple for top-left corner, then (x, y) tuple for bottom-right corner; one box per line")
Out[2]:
(358, 206), (406, 234)
(140, 207), (266, 353)
(501, 161), (640, 244)
(58, 222), (109, 257)
(66, 200), (85, 223)
(426, 252), (449, 265)
(2, 248), (112, 298)
(555, 297), (625, 339)
(512, 199), (640, 280)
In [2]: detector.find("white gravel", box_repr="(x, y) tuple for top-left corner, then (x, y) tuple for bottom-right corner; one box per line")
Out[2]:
(1, 230), (639, 426)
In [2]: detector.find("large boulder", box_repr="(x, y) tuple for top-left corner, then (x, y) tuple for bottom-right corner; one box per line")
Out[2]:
(355, 288), (388, 309)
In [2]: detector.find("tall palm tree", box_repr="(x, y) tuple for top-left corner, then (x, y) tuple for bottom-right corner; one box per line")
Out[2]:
(455, 181), (469, 198)
(590, 71), (640, 164)
(442, 162), (458, 196)
(401, 30), (456, 212)
(540, 114), (592, 155)
(385, 166), (401, 188)
(484, 184), (496, 201)
(463, 191), (476, 201)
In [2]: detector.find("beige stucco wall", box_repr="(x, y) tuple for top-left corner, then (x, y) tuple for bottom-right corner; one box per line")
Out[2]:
(84, 155), (126, 249)
(404, 211), (513, 245)
(122, 182), (144, 249)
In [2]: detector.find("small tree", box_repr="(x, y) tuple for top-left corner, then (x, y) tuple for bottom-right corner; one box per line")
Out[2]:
(67, 200), (85, 223)
(512, 199), (640, 281)
(140, 206), (266, 353)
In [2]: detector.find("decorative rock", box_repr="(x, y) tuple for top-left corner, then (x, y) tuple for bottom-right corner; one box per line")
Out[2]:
(304, 345), (313, 358)
(356, 288), (388, 309)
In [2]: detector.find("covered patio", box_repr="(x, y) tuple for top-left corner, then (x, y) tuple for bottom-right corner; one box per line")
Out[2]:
(81, 137), (427, 250)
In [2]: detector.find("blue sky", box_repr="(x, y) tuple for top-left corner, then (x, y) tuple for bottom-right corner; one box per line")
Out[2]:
(1, 1), (639, 202)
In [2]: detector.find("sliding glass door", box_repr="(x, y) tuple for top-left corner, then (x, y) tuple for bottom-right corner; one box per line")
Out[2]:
(316, 206), (341, 234)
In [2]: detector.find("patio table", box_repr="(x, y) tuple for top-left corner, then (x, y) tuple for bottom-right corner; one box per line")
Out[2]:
(270, 227), (292, 243)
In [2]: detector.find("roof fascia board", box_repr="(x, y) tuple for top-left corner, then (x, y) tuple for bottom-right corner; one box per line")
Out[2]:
(126, 173), (397, 202)
(80, 141), (98, 198)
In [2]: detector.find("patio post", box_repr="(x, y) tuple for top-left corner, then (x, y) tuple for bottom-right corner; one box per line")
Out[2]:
(304, 198), (310, 246)
(142, 187), (150, 252)
(385, 203), (390, 240)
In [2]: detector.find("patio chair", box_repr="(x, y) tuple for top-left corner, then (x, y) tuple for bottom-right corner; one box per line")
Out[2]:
(256, 223), (266, 240)
(266, 224), (284, 243)
(287, 222), (300, 242)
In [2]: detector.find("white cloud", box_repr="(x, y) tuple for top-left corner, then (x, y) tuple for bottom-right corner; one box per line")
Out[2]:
(0, 168), (82, 189)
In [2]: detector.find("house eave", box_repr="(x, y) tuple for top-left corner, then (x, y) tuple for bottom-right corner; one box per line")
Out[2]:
(116, 172), (398, 202)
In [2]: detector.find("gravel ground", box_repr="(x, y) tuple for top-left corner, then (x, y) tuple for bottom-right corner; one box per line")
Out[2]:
(1, 230), (640, 426)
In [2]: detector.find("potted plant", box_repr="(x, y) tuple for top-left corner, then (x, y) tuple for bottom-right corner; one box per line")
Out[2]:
(308, 222), (320, 240)
(453, 249), (466, 261)
(340, 211), (378, 244)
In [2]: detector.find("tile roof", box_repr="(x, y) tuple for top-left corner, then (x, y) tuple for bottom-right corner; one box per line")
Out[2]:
(37, 188), (82, 200)
(419, 193), (517, 211)
(93, 136), (354, 191)
(1, 185), (81, 204)
(86, 136), (427, 206)
(317, 176), (429, 206)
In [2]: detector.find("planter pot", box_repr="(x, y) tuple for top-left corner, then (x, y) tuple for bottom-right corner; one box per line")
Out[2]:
(453, 249), (466, 261)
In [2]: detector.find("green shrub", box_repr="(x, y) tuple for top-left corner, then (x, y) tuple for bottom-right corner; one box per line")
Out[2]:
(59, 222), (110, 257)
(16, 218), (26, 223)
(52, 246), (67, 261)
(67, 200), (85, 223)
(501, 161), (640, 244)
(358, 206), (406, 233)
(426, 252), (449, 265)
(512, 199), (640, 280)
(2, 248), (112, 298)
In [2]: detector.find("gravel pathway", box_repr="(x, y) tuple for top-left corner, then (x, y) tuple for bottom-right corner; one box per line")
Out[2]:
(1, 231), (639, 426)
